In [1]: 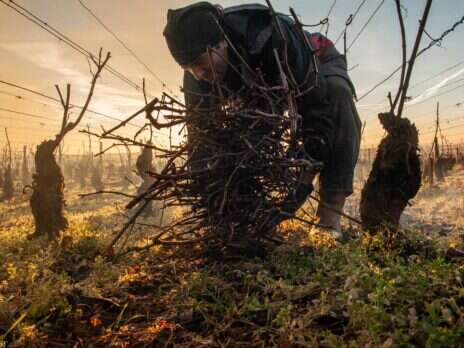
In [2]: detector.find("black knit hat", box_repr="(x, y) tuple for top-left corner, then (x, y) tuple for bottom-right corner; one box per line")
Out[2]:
(163, 2), (223, 66)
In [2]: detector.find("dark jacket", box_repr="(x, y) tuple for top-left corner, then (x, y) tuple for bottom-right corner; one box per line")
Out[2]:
(183, 4), (355, 165)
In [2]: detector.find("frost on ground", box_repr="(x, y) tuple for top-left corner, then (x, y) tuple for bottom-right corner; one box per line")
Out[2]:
(345, 164), (464, 240)
(402, 164), (464, 239)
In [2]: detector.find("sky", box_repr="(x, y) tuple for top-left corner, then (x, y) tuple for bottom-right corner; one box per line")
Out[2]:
(0, 0), (463, 155)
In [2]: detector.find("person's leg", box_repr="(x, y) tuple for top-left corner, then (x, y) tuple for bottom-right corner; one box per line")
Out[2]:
(313, 76), (361, 238)
(316, 190), (347, 231)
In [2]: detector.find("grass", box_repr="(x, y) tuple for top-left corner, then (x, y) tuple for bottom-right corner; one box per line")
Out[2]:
(0, 171), (463, 347)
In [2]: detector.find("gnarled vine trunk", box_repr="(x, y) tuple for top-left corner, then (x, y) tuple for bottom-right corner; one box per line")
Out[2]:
(30, 140), (67, 239)
(2, 165), (14, 201)
(360, 113), (421, 233)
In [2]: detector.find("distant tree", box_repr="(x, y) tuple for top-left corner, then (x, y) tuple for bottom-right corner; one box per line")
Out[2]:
(90, 164), (104, 191)
(22, 145), (31, 186)
(135, 145), (155, 217)
(2, 128), (14, 201)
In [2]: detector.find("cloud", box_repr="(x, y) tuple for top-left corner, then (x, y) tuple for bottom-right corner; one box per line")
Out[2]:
(407, 67), (464, 105)
(0, 41), (146, 119)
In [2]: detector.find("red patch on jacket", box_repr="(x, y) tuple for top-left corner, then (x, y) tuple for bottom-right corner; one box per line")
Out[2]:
(310, 35), (334, 58)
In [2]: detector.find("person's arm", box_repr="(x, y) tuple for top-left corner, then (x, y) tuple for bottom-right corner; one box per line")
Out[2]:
(299, 95), (334, 164)
(183, 71), (216, 172)
(265, 16), (334, 164)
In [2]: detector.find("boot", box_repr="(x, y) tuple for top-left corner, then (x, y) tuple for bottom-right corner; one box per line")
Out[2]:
(310, 192), (348, 242)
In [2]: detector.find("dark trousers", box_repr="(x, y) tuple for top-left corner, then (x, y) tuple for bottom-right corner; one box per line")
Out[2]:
(313, 76), (361, 197)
